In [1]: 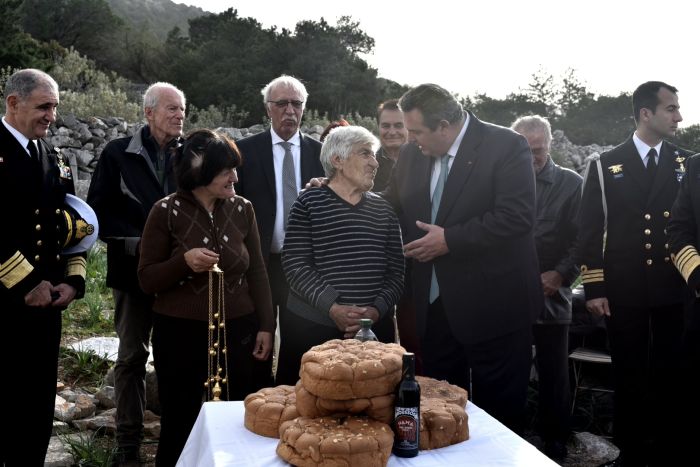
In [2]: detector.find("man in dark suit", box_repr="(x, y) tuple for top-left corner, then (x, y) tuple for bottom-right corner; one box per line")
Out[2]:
(235, 75), (323, 386)
(0, 69), (87, 465)
(578, 81), (689, 467)
(387, 83), (542, 432)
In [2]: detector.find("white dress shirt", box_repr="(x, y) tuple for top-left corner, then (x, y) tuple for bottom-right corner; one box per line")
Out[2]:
(270, 128), (302, 254)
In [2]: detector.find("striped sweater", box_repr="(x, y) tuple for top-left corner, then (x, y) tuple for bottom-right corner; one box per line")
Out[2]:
(282, 186), (404, 327)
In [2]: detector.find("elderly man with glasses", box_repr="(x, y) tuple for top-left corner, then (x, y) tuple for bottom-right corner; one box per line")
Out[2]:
(235, 75), (324, 387)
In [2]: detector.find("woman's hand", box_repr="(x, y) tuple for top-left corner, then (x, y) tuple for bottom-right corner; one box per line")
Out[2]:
(252, 331), (273, 361)
(184, 248), (220, 273)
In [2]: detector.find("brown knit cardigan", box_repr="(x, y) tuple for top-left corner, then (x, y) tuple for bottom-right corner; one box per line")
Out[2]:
(138, 190), (274, 332)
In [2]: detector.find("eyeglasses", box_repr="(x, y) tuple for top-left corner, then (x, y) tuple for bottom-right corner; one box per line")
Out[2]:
(267, 99), (304, 109)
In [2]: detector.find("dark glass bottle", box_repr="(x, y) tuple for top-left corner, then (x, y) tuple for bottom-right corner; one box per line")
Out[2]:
(355, 318), (378, 342)
(392, 352), (420, 457)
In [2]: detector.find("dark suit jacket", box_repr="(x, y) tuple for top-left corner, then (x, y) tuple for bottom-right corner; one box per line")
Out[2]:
(384, 113), (542, 345)
(0, 122), (86, 305)
(578, 137), (691, 307)
(235, 130), (323, 259)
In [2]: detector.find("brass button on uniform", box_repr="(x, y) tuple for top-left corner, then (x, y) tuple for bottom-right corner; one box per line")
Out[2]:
(646, 259), (653, 265)
(55, 209), (61, 215)
(665, 243), (669, 249)
(664, 211), (670, 218)
(36, 240), (42, 246)
(644, 214), (651, 220)
(34, 255), (40, 262)
(644, 229), (651, 235)
(665, 257), (671, 262)
(34, 209), (40, 215)
(35, 224), (41, 231)
(645, 243), (652, 250)
(56, 255), (60, 261)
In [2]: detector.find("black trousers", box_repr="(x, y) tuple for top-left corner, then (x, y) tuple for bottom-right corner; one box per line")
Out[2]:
(420, 298), (532, 434)
(533, 323), (570, 444)
(0, 305), (62, 466)
(152, 312), (259, 467)
(606, 303), (684, 466)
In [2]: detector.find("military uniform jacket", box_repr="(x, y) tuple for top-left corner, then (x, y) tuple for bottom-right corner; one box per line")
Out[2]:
(578, 136), (690, 307)
(667, 153), (700, 290)
(0, 122), (86, 306)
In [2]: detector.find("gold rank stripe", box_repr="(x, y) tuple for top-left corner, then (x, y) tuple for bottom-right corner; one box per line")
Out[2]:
(673, 245), (700, 283)
(580, 267), (604, 284)
(0, 251), (34, 289)
(65, 256), (86, 279)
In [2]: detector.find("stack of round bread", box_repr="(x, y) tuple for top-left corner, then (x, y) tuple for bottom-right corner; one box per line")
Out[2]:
(244, 341), (471, 465)
(278, 339), (405, 466)
(415, 376), (470, 450)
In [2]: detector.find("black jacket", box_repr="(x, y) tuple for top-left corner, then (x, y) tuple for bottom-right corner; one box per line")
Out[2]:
(578, 137), (691, 307)
(535, 157), (582, 323)
(0, 122), (85, 305)
(87, 126), (178, 290)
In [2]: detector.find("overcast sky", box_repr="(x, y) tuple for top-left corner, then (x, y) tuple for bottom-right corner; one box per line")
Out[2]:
(177, 0), (700, 127)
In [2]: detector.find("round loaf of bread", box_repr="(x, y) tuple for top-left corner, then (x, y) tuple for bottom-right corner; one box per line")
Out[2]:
(300, 339), (405, 400)
(244, 385), (299, 438)
(295, 381), (394, 424)
(277, 416), (393, 467)
(416, 375), (468, 407)
(419, 397), (469, 450)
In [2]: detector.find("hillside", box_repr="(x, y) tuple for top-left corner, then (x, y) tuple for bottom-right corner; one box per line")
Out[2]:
(105, 0), (208, 39)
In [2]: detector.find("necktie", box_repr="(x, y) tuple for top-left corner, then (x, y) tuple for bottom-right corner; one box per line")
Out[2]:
(646, 148), (657, 183)
(431, 154), (450, 223)
(280, 141), (297, 229)
(27, 140), (39, 163)
(429, 154), (450, 303)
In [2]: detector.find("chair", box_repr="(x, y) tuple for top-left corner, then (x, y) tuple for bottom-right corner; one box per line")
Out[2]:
(569, 344), (613, 414)
(568, 285), (613, 415)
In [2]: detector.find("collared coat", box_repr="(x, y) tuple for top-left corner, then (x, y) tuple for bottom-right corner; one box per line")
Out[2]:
(0, 122), (86, 304)
(578, 136), (691, 307)
(384, 112), (543, 345)
(234, 130), (323, 260)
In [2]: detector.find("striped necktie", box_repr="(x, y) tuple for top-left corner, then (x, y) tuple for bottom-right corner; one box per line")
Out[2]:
(280, 141), (297, 228)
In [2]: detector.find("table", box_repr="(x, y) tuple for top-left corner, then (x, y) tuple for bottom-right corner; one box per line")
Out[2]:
(177, 400), (558, 466)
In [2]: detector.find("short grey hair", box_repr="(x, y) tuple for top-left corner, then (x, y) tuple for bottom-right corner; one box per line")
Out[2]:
(4, 68), (58, 101)
(261, 75), (308, 109)
(320, 126), (379, 179)
(511, 115), (552, 148)
(142, 82), (186, 113)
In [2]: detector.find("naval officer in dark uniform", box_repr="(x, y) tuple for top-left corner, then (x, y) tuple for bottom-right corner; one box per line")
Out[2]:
(0, 69), (88, 466)
(577, 81), (690, 467)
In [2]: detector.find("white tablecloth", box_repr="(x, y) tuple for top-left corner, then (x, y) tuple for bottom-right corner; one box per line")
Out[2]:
(177, 400), (558, 466)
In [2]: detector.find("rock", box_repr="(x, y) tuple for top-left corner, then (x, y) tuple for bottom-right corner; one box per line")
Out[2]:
(44, 436), (74, 467)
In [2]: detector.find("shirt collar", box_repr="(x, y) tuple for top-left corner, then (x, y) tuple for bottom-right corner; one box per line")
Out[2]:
(632, 132), (662, 161)
(446, 113), (470, 158)
(271, 127), (301, 147)
(536, 157), (555, 183)
(2, 116), (32, 153)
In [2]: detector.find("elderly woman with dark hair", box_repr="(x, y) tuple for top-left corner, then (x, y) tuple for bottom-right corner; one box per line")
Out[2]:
(275, 126), (404, 386)
(138, 129), (274, 466)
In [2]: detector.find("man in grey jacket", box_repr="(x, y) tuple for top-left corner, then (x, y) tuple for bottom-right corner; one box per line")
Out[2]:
(512, 115), (581, 462)
(87, 82), (185, 465)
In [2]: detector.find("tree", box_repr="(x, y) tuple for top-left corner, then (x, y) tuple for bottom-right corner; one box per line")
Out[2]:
(21, 0), (124, 62)
(0, 0), (53, 69)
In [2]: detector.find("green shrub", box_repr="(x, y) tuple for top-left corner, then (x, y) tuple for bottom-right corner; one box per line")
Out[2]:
(59, 428), (116, 467)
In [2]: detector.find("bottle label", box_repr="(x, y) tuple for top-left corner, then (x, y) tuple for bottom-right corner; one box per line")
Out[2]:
(394, 406), (419, 448)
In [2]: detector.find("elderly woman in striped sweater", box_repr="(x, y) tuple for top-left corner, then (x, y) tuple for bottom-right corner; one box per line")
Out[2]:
(275, 125), (405, 385)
